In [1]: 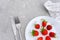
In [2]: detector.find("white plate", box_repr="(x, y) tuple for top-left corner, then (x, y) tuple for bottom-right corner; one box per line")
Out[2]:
(25, 16), (60, 40)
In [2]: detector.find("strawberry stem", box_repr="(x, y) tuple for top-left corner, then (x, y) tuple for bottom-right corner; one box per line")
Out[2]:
(42, 19), (47, 23)
(32, 30), (34, 36)
(41, 27), (44, 32)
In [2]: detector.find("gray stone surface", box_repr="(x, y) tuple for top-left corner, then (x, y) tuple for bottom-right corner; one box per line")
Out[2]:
(0, 0), (59, 40)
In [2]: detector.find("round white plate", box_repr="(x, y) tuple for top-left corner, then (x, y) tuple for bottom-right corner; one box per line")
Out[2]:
(25, 16), (60, 40)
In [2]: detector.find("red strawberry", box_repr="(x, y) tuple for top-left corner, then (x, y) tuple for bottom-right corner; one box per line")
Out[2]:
(41, 28), (48, 35)
(37, 37), (43, 40)
(35, 24), (40, 29)
(45, 36), (51, 40)
(32, 30), (39, 36)
(42, 20), (47, 27)
(47, 25), (52, 30)
(49, 32), (56, 38)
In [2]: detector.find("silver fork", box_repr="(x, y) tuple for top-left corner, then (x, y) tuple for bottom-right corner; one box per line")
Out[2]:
(11, 16), (22, 40)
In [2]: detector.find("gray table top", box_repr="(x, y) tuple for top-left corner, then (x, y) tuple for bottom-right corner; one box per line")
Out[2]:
(0, 0), (60, 40)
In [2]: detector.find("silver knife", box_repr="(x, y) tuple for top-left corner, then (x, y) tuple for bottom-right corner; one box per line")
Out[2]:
(11, 16), (22, 40)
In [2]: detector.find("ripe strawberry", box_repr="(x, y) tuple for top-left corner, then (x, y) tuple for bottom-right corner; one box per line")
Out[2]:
(37, 37), (43, 40)
(32, 30), (39, 36)
(35, 24), (40, 29)
(49, 32), (56, 38)
(45, 36), (51, 40)
(42, 20), (47, 27)
(41, 28), (48, 35)
(47, 25), (52, 30)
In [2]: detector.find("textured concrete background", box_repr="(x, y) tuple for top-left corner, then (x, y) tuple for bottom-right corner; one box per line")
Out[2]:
(0, 0), (60, 40)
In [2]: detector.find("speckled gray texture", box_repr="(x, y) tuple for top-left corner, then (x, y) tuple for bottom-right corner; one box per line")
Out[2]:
(0, 0), (59, 40)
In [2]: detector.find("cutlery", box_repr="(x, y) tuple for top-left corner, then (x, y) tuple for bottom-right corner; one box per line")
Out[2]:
(11, 16), (22, 40)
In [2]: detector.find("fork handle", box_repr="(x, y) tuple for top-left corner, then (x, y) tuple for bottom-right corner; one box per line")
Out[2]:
(16, 24), (22, 40)
(15, 29), (21, 40)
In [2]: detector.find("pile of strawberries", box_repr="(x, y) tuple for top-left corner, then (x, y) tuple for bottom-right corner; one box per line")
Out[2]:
(31, 19), (56, 40)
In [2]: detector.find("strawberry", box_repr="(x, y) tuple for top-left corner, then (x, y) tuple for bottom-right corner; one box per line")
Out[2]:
(49, 32), (56, 38)
(45, 36), (51, 40)
(42, 20), (47, 27)
(32, 30), (39, 36)
(41, 28), (48, 35)
(37, 37), (43, 40)
(47, 25), (52, 30)
(35, 24), (40, 29)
